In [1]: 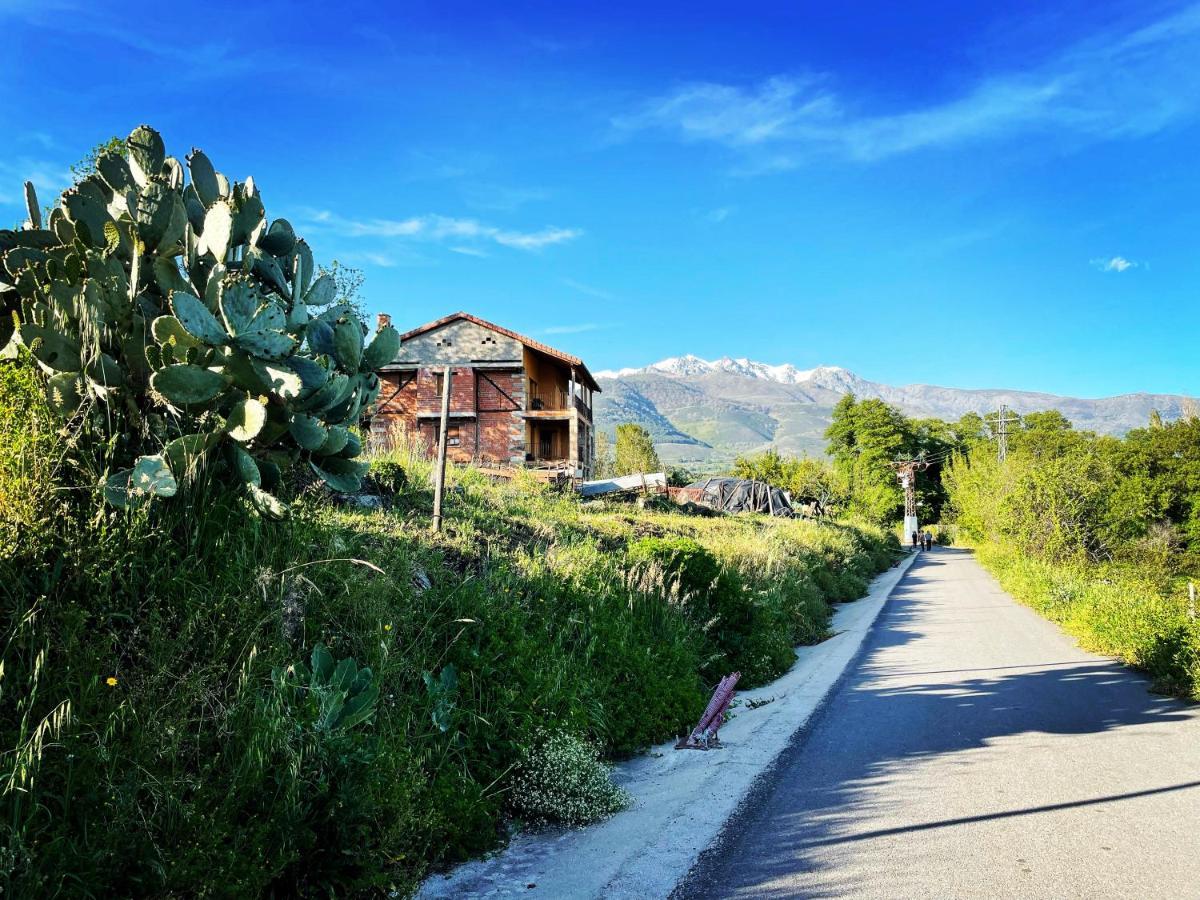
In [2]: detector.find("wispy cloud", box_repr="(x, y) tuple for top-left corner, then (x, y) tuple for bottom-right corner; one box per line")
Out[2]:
(615, 5), (1200, 168)
(296, 209), (582, 252)
(402, 148), (493, 183)
(561, 278), (615, 300)
(361, 252), (399, 268)
(542, 322), (605, 335)
(449, 246), (489, 258)
(1091, 255), (1139, 272)
(0, 1), (283, 83)
(704, 206), (733, 223)
(895, 221), (1013, 260)
(459, 183), (551, 212)
(494, 226), (580, 250)
(0, 156), (72, 209)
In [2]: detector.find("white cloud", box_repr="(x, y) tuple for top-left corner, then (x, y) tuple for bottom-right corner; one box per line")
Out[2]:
(542, 323), (604, 335)
(1092, 255), (1138, 272)
(0, 156), (72, 210)
(296, 209), (581, 252)
(493, 226), (581, 250)
(615, 5), (1200, 167)
(561, 278), (615, 300)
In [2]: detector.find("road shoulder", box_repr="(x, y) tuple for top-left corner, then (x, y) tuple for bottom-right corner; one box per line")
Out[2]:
(417, 550), (921, 900)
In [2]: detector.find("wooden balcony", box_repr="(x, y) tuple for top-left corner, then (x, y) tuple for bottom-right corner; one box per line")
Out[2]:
(528, 386), (569, 411)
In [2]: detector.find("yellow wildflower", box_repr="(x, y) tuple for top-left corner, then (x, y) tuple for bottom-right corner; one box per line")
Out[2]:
(105, 676), (118, 686)
(384, 623), (392, 631)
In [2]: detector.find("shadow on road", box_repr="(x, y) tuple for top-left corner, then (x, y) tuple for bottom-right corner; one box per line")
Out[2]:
(679, 548), (1199, 899)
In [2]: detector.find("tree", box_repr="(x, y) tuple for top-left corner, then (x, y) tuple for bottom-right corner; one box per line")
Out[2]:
(614, 423), (661, 476)
(734, 450), (847, 516)
(70, 135), (125, 182)
(313, 259), (367, 321)
(1014, 409), (1081, 459)
(732, 448), (787, 485)
(952, 411), (991, 448)
(594, 430), (615, 478)
(825, 395), (911, 524)
(26, 135), (126, 225)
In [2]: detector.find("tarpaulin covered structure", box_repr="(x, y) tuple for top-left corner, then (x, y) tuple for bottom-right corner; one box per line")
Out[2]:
(673, 478), (794, 517)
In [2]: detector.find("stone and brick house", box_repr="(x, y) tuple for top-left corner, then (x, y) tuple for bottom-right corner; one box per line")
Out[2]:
(370, 311), (601, 479)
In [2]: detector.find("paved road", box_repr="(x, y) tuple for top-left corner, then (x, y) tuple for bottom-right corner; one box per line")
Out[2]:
(681, 547), (1200, 899)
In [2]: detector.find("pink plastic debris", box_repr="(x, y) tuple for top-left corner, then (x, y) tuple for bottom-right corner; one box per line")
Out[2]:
(676, 671), (741, 750)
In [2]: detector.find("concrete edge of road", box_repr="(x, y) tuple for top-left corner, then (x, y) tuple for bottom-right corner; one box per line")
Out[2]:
(417, 549), (922, 900)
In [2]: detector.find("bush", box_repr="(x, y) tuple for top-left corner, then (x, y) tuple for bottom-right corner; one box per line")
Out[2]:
(367, 457), (409, 495)
(977, 546), (1200, 700)
(628, 535), (782, 681)
(509, 730), (630, 828)
(0, 375), (897, 895)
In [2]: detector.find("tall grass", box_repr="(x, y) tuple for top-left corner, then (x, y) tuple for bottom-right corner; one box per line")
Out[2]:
(1, 361), (900, 897)
(977, 545), (1200, 699)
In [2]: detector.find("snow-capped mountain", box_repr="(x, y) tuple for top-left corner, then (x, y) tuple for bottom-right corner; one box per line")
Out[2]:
(596, 354), (830, 384)
(593, 355), (1196, 468)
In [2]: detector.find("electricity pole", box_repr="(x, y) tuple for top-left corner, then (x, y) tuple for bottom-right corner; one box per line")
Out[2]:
(891, 458), (930, 539)
(996, 404), (1020, 462)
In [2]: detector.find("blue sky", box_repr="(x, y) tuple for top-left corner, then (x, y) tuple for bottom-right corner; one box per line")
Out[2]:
(3, 0), (1199, 398)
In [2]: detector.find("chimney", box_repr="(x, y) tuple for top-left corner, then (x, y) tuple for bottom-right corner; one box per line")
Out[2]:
(376, 312), (392, 331)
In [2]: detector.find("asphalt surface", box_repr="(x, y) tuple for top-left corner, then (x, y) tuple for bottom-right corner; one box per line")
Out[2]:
(680, 547), (1200, 899)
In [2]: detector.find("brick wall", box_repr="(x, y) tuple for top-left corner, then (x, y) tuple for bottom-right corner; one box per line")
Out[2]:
(371, 367), (526, 466)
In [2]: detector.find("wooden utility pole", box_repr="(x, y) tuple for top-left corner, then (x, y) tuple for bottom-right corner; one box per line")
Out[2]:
(431, 365), (452, 532)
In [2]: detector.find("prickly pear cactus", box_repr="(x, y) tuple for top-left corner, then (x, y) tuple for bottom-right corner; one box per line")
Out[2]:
(0, 125), (398, 514)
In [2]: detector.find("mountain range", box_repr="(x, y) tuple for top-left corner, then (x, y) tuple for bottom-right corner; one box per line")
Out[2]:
(593, 355), (1196, 467)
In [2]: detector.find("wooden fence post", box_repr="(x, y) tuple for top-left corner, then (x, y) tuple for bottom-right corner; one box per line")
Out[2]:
(431, 365), (452, 532)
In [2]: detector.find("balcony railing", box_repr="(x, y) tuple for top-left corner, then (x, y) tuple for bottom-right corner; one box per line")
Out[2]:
(528, 387), (569, 411)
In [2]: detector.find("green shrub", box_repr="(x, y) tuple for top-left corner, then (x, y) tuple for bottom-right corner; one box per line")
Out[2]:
(628, 535), (793, 685)
(509, 729), (630, 828)
(367, 457), (409, 495)
(977, 545), (1200, 700)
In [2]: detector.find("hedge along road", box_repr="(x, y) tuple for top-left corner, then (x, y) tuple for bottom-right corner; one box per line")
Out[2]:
(679, 547), (1200, 900)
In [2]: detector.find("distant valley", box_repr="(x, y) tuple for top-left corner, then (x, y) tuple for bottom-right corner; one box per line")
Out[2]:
(594, 355), (1196, 467)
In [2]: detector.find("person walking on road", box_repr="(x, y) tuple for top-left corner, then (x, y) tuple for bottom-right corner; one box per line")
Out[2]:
(911, 530), (919, 549)
(923, 530), (933, 550)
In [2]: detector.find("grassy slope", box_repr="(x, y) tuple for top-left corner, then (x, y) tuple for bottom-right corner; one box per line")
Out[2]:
(1, 361), (900, 897)
(971, 544), (1200, 700)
